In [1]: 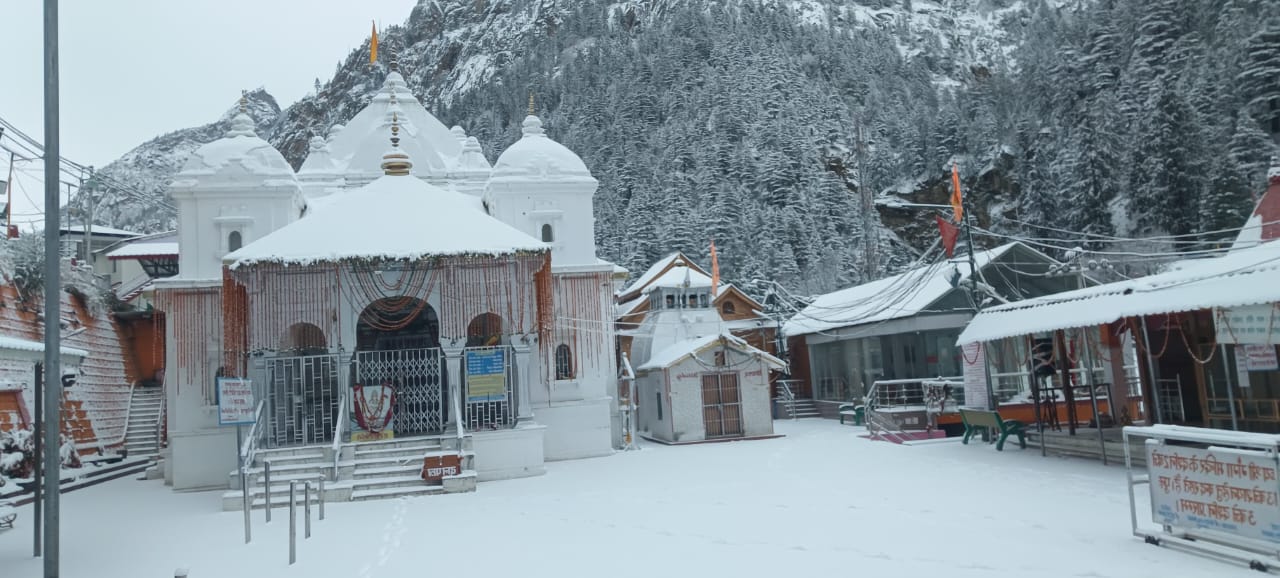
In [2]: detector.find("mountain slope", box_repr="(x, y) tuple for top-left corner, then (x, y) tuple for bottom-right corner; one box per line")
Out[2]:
(94, 0), (1280, 295)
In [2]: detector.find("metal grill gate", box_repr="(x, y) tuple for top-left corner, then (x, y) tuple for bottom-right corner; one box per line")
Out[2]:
(701, 372), (743, 438)
(266, 354), (341, 447)
(354, 348), (444, 435)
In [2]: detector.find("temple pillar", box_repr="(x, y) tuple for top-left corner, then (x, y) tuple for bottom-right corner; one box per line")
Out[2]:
(514, 341), (533, 420)
(444, 346), (464, 433)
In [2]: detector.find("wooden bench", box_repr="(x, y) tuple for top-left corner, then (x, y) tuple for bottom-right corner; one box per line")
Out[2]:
(959, 408), (1026, 451)
(0, 502), (15, 532)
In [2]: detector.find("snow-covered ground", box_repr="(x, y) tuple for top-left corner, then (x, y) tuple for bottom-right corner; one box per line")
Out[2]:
(0, 420), (1238, 577)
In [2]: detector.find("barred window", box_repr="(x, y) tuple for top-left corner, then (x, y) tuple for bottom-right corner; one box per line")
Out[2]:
(555, 344), (574, 380)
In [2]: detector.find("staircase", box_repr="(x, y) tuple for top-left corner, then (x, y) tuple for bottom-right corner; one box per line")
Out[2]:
(222, 434), (477, 511)
(348, 437), (474, 501)
(777, 398), (821, 419)
(122, 386), (163, 460)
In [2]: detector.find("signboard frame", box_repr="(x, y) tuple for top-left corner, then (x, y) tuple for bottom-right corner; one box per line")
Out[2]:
(216, 377), (256, 426)
(465, 347), (507, 404)
(1124, 425), (1280, 572)
(1215, 305), (1280, 345)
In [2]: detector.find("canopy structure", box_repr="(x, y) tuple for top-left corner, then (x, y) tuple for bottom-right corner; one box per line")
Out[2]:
(637, 333), (785, 372)
(958, 240), (1280, 345)
(224, 174), (545, 268)
(784, 243), (1028, 337)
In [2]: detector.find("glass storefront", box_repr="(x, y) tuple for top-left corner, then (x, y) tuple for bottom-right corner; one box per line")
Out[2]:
(808, 329), (961, 402)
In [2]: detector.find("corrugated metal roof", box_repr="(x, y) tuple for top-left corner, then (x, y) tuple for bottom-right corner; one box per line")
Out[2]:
(958, 241), (1280, 345)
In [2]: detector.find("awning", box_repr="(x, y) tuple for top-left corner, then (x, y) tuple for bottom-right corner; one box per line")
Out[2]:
(957, 241), (1280, 345)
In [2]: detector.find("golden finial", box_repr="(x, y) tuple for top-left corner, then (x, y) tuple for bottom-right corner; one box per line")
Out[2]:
(528, 91), (535, 116)
(381, 111), (412, 176)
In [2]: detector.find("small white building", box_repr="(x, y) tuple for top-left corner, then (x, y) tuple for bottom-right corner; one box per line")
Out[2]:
(635, 333), (783, 443)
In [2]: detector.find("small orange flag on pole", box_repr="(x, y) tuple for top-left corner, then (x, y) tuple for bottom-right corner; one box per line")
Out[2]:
(710, 241), (721, 298)
(370, 21), (379, 65)
(950, 162), (964, 223)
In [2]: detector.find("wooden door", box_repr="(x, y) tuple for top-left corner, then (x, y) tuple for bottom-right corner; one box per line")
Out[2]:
(701, 373), (743, 438)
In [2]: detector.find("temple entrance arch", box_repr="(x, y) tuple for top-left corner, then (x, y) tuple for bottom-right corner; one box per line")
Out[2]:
(267, 323), (339, 447)
(352, 297), (447, 438)
(466, 312), (504, 348)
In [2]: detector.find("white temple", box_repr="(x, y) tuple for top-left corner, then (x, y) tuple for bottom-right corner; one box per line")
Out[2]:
(154, 75), (626, 502)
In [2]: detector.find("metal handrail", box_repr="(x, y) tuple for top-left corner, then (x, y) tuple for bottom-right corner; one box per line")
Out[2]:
(777, 380), (797, 420)
(452, 367), (466, 457)
(239, 399), (267, 470)
(330, 394), (346, 481)
(864, 376), (963, 410)
(154, 383), (166, 452)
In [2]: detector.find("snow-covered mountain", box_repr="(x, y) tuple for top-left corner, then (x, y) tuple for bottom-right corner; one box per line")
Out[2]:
(96, 89), (281, 233)
(93, 0), (1280, 294)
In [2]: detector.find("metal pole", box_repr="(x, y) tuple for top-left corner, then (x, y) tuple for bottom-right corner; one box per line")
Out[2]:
(85, 168), (93, 265)
(1080, 328), (1108, 466)
(1221, 343), (1240, 431)
(32, 363), (42, 557)
(263, 460), (272, 523)
(304, 481), (312, 539)
(42, 1), (63, 575)
(288, 481), (297, 565)
(1138, 316), (1164, 425)
(238, 426), (249, 544)
(318, 478), (325, 521)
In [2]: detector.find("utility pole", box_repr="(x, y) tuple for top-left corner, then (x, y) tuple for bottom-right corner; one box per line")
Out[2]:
(82, 166), (94, 266)
(42, 1), (63, 576)
(856, 123), (877, 280)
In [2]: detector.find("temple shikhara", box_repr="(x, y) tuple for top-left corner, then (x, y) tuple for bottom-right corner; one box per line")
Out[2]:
(154, 69), (624, 501)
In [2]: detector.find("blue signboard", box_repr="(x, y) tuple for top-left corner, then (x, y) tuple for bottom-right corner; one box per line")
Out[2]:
(466, 348), (506, 403)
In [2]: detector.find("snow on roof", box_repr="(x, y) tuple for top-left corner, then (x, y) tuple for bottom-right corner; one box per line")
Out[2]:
(491, 116), (594, 182)
(620, 252), (708, 297)
(0, 335), (89, 358)
(322, 72), (459, 178)
(226, 174), (546, 268)
(643, 266), (713, 293)
(450, 136), (492, 179)
(106, 231), (179, 260)
(1231, 168), (1280, 250)
(784, 243), (1024, 337)
(59, 223), (142, 238)
(957, 240), (1280, 345)
(616, 295), (647, 318)
(107, 242), (179, 260)
(175, 112), (295, 179)
(637, 333), (785, 372)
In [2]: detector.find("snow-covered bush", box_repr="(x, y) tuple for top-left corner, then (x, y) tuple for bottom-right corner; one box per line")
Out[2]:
(59, 434), (81, 469)
(0, 428), (36, 480)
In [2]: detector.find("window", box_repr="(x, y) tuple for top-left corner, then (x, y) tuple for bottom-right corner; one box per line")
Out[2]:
(541, 224), (554, 243)
(555, 344), (574, 380)
(699, 294), (708, 309)
(714, 350), (727, 366)
(722, 301), (736, 315)
(687, 295), (698, 308)
(656, 392), (663, 421)
(665, 295), (675, 309)
(228, 231), (243, 252)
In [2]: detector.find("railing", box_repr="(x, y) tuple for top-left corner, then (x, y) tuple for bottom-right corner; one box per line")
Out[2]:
(239, 400), (268, 472)
(864, 377), (963, 411)
(451, 352), (466, 456)
(155, 382), (167, 452)
(865, 408), (908, 444)
(330, 394), (346, 481)
(776, 379), (797, 420)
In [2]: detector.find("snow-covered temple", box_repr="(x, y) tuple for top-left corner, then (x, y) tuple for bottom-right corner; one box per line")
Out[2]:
(154, 74), (624, 500)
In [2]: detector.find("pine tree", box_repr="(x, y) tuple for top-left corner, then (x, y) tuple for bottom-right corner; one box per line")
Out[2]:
(1238, 20), (1280, 136)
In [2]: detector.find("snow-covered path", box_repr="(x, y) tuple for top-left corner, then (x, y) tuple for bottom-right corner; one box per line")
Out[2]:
(0, 420), (1240, 577)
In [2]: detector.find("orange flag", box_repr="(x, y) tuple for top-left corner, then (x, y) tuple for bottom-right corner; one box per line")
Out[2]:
(710, 241), (720, 298)
(370, 21), (379, 65)
(950, 162), (963, 223)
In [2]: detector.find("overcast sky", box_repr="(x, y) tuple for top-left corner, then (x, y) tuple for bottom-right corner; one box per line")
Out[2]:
(1, 0), (417, 227)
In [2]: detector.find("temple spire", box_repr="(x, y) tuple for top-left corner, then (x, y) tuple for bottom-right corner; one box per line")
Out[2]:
(380, 112), (413, 176)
